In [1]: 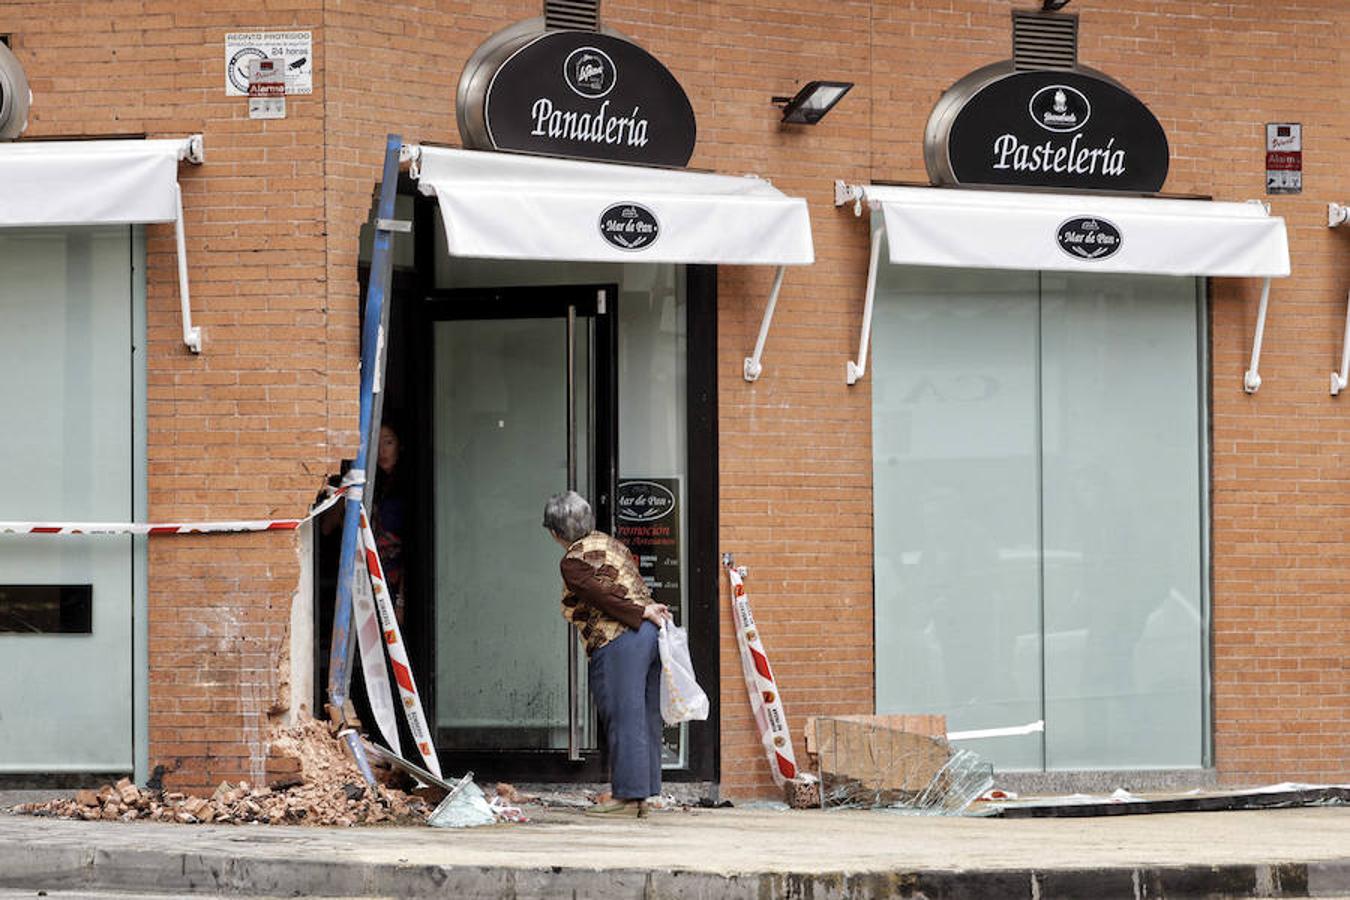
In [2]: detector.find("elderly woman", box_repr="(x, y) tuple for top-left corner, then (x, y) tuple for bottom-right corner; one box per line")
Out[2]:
(544, 490), (670, 818)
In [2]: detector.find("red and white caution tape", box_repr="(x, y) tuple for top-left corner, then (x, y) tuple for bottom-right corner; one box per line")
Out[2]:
(357, 507), (442, 780)
(351, 542), (401, 760)
(0, 484), (351, 536)
(724, 558), (798, 786)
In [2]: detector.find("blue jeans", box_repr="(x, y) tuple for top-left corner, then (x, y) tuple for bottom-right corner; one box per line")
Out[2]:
(588, 620), (662, 800)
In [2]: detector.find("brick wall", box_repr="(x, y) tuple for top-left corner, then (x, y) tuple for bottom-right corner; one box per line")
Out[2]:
(3, 0), (330, 790)
(5, 0), (1343, 793)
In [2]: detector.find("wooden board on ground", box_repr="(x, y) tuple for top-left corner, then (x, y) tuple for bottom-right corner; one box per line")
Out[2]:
(811, 715), (951, 794)
(804, 714), (946, 756)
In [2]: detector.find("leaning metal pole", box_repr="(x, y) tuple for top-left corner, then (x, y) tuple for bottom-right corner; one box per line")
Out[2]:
(327, 134), (403, 739)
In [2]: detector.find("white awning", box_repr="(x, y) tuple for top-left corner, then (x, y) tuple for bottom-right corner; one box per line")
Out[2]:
(409, 145), (814, 266)
(0, 136), (203, 227)
(407, 144), (815, 380)
(854, 183), (1290, 278)
(835, 181), (1291, 391)
(0, 136), (205, 351)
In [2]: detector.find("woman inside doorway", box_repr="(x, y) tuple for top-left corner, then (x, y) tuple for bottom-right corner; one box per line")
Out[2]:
(543, 491), (670, 818)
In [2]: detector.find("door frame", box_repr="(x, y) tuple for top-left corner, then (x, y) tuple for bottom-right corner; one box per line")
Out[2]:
(339, 183), (722, 787)
(411, 283), (618, 783)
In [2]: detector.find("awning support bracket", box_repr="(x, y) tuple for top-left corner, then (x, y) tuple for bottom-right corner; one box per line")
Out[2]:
(173, 183), (201, 353)
(173, 135), (205, 353)
(1330, 205), (1349, 395)
(743, 266), (787, 382)
(1332, 290), (1350, 396)
(847, 224), (885, 385)
(1243, 277), (1272, 394)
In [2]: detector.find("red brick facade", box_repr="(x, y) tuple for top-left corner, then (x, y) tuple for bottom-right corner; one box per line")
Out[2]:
(3, 0), (1344, 794)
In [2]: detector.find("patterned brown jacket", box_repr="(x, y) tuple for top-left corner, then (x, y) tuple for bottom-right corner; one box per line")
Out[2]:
(559, 531), (653, 655)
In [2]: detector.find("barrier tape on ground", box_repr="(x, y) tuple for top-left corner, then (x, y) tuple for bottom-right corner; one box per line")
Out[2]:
(724, 559), (798, 786)
(351, 547), (402, 759)
(0, 482), (352, 536)
(357, 507), (443, 780)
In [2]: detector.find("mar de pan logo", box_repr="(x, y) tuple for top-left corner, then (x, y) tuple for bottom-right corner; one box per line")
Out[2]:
(1029, 84), (1091, 134)
(565, 46), (617, 99)
(1056, 216), (1123, 261)
(599, 203), (660, 251)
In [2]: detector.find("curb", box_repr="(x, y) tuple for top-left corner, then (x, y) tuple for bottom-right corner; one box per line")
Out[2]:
(1, 841), (1348, 899)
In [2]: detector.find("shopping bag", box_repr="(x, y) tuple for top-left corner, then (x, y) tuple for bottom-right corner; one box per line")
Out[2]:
(658, 620), (710, 724)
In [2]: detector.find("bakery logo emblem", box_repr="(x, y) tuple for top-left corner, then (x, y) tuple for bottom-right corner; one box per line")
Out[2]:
(599, 203), (660, 251)
(565, 46), (616, 99)
(616, 479), (675, 521)
(1056, 217), (1123, 261)
(1030, 84), (1091, 133)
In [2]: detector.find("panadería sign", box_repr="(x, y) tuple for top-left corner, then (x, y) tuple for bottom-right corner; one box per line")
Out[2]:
(925, 65), (1169, 193)
(459, 27), (697, 168)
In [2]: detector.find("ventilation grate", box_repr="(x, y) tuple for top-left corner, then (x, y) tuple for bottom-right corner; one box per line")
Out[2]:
(1012, 10), (1078, 71)
(545, 0), (600, 31)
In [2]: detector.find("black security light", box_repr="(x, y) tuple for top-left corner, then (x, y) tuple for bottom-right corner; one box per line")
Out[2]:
(772, 81), (853, 125)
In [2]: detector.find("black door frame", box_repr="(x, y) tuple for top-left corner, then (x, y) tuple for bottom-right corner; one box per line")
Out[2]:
(334, 183), (721, 787)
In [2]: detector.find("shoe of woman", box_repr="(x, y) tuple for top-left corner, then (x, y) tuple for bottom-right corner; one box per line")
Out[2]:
(584, 798), (646, 818)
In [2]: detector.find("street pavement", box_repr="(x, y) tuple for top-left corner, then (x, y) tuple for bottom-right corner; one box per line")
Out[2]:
(0, 804), (1347, 898)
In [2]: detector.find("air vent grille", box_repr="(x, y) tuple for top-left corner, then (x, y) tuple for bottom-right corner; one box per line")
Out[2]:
(545, 0), (600, 31)
(1012, 11), (1078, 71)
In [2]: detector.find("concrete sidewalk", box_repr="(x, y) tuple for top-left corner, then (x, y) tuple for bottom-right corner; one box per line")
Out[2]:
(0, 805), (1347, 898)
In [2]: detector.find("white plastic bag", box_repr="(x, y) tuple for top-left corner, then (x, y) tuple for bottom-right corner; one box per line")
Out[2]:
(658, 620), (710, 725)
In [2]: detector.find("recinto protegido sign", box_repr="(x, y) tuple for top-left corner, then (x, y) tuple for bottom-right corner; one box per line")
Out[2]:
(482, 31), (696, 168)
(927, 68), (1169, 193)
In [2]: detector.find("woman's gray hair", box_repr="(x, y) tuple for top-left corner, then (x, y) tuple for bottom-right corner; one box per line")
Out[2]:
(543, 491), (594, 543)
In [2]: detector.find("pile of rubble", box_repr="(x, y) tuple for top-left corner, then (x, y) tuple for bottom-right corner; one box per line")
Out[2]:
(12, 719), (432, 828)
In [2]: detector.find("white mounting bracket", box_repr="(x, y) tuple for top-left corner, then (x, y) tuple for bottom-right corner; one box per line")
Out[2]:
(1329, 203), (1349, 228)
(743, 266), (788, 382)
(1332, 290), (1350, 396)
(834, 179), (867, 217)
(401, 143), (423, 179)
(173, 134), (205, 354)
(847, 224), (886, 385)
(1243, 277), (1272, 394)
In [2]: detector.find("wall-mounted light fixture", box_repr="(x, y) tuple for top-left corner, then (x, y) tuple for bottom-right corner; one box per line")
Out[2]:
(772, 80), (853, 125)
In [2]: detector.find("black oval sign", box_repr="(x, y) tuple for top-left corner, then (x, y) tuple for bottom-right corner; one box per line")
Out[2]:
(484, 31), (696, 167)
(1056, 217), (1123, 261)
(616, 480), (676, 523)
(599, 203), (660, 251)
(934, 69), (1169, 192)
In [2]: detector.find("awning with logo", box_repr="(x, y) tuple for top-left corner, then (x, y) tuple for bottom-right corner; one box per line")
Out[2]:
(0, 136), (206, 351)
(409, 145), (813, 265)
(833, 181), (1291, 391)
(406, 145), (815, 380)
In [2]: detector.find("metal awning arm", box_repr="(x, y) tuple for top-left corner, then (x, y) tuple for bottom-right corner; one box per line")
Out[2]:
(847, 224), (885, 385)
(174, 135), (205, 353)
(835, 180), (882, 385)
(1332, 290), (1350, 396)
(743, 266), (787, 382)
(1243, 277), (1272, 394)
(1328, 205), (1349, 395)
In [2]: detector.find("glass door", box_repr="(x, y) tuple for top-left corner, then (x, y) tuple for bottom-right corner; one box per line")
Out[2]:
(427, 285), (616, 778)
(872, 260), (1208, 771)
(0, 226), (138, 773)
